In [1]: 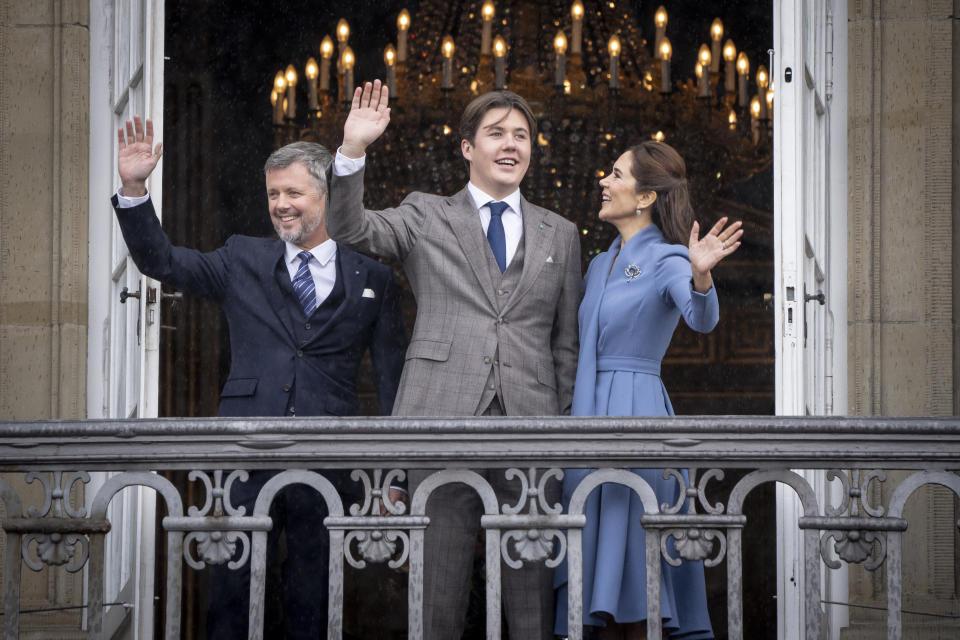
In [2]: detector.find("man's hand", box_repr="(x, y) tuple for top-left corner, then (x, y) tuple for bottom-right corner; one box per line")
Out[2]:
(340, 80), (391, 159)
(117, 115), (163, 197)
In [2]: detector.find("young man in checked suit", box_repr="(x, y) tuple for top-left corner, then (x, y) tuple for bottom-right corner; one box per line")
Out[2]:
(326, 80), (581, 639)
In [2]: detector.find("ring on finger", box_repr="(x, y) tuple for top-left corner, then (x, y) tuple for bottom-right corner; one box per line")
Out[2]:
(721, 241), (726, 250)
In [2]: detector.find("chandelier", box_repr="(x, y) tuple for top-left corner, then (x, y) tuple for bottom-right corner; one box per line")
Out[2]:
(266, 0), (772, 254)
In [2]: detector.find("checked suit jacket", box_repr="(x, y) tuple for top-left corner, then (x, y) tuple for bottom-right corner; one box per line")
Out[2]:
(111, 195), (406, 417)
(327, 168), (581, 417)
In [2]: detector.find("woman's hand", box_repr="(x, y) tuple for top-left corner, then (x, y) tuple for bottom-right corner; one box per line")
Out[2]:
(688, 216), (743, 292)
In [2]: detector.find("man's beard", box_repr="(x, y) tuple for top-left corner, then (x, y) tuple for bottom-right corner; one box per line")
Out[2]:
(274, 210), (322, 245)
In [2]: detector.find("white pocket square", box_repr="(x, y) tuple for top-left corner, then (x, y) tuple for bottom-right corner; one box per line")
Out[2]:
(362, 288), (376, 299)
(545, 256), (554, 263)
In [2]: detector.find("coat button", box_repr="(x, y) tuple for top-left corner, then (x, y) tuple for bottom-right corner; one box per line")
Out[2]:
(305, 323), (312, 330)
(282, 384), (291, 392)
(296, 350), (303, 357)
(484, 357), (491, 364)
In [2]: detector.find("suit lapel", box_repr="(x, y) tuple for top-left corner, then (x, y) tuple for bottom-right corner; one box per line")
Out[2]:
(502, 197), (557, 315)
(313, 246), (363, 340)
(261, 240), (298, 344)
(443, 188), (498, 308)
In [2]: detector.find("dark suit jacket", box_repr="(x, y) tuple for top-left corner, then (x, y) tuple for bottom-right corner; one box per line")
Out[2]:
(112, 196), (406, 417)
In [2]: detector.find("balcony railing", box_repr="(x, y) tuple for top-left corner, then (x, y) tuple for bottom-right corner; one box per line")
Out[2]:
(1, 416), (959, 640)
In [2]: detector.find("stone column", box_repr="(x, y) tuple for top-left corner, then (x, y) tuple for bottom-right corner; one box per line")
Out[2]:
(846, 0), (959, 635)
(0, 0), (88, 633)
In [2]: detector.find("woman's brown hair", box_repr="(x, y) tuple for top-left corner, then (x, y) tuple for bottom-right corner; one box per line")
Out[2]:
(627, 141), (694, 245)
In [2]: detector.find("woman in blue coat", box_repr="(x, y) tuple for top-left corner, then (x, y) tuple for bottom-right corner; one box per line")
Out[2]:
(555, 141), (742, 639)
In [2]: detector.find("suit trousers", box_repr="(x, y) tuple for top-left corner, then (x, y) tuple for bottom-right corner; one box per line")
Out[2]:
(410, 403), (558, 639)
(207, 470), (350, 640)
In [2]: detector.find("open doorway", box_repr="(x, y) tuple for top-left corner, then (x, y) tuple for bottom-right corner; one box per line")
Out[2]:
(159, 0), (776, 637)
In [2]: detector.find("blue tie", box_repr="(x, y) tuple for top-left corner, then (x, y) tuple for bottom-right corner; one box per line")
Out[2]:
(486, 201), (508, 273)
(292, 251), (317, 316)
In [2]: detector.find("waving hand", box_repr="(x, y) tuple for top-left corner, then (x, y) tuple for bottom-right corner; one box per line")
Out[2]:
(688, 216), (743, 292)
(117, 116), (163, 197)
(341, 80), (391, 159)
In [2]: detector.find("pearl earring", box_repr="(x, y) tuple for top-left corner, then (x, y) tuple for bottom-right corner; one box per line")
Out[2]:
(635, 207), (643, 216)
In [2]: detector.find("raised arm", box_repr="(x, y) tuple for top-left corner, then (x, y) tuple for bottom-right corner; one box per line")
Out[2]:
(117, 116), (163, 197)
(340, 80), (391, 159)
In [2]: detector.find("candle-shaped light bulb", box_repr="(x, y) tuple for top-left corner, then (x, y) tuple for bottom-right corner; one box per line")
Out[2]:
(342, 46), (355, 100)
(493, 35), (506, 88)
(659, 37), (672, 93)
(441, 36), (455, 89)
(654, 6), (667, 50)
(554, 31), (567, 87)
(728, 109), (737, 130)
(710, 18), (723, 72)
(756, 65), (769, 118)
(722, 39), (736, 93)
(571, 1), (584, 55)
(736, 52), (749, 106)
(271, 88), (281, 125)
(481, 2), (495, 55)
(319, 37), (334, 92)
(723, 40), (737, 61)
(756, 65), (769, 89)
(305, 57), (319, 110)
(384, 45), (397, 97)
(397, 9), (410, 62)
(652, 130), (665, 142)
(273, 72), (285, 124)
(337, 19), (350, 43)
(697, 44), (711, 97)
(751, 96), (761, 118)
(608, 35), (621, 89)
(766, 85), (774, 121)
(284, 64), (297, 118)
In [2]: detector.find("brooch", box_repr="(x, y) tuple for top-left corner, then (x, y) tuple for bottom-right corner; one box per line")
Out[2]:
(624, 264), (643, 281)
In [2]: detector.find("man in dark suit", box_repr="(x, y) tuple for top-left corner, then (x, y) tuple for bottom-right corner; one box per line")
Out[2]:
(113, 116), (406, 638)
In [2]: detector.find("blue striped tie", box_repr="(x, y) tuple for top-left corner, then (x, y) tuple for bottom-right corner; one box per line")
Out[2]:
(486, 201), (508, 273)
(292, 251), (317, 316)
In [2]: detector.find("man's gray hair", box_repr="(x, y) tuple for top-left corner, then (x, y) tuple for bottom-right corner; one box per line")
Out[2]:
(264, 141), (333, 194)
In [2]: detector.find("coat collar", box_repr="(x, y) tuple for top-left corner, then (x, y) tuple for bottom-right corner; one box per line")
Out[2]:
(501, 195), (556, 315)
(443, 187), (500, 308)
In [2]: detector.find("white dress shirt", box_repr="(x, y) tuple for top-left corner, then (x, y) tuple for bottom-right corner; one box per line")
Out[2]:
(334, 150), (524, 264)
(284, 238), (337, 305)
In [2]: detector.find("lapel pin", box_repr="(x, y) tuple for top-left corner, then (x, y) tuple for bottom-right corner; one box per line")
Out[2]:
(625, 264), (643, 281)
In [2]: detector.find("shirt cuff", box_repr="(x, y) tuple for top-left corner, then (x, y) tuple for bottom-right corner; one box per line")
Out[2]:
(334, 148), (366, 176)
(115, 189), (150, 208)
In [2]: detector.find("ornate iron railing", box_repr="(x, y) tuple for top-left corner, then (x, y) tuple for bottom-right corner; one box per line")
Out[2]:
(1, 416), (959, 640)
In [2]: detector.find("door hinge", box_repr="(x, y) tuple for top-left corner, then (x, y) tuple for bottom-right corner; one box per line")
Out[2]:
(825, 6), (834, 103)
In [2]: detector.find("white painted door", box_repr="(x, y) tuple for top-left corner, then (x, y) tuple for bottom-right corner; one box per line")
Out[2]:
(773, 0), (848, 637)
(87, 0), (165, 637)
